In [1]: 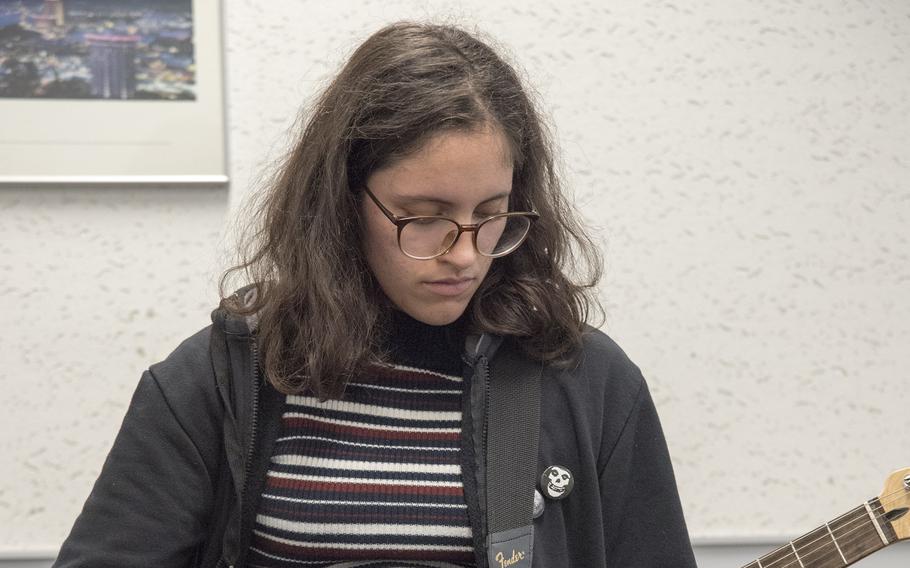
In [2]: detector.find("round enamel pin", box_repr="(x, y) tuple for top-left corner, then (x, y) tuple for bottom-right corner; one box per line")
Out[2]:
(540, 465), (574, 500)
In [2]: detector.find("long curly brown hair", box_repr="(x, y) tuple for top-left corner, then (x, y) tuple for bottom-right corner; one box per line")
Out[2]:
(220, 21), (603, 398)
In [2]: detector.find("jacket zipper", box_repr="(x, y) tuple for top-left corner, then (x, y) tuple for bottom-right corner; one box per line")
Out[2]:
(480, 354), (492, 568)
(481, 354), (491, 473)
(242, 338), (262, 501)
(231, 338), (262, 568)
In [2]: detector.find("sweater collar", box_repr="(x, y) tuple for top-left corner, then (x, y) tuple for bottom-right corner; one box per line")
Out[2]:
(382, 309), (466, 376)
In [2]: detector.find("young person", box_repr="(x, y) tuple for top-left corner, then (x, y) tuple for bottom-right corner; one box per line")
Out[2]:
(54, 22), (697, 568)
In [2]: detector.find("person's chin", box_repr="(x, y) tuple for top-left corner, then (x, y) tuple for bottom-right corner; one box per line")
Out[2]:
(412, 298), (470, 326)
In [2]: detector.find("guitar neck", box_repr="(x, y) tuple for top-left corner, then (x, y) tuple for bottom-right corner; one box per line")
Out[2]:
(742, 498), (898, 568)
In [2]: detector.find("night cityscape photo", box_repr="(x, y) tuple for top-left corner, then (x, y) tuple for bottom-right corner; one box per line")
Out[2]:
(0, 0), (195, 100)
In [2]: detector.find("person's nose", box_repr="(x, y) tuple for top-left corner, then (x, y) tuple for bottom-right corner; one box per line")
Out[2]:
(439, 229), (478, 270)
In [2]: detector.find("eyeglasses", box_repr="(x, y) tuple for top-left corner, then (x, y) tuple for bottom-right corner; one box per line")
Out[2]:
(363, 185), (539, 260)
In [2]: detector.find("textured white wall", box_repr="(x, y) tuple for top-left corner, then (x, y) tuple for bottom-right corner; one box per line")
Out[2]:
(1, 0), (909, 555)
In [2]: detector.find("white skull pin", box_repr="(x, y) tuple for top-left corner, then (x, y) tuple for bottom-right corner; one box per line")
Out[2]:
(540, 465), (574, 500)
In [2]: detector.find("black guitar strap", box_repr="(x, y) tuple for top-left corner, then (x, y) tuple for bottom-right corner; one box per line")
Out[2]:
(484, 340), (543, 568)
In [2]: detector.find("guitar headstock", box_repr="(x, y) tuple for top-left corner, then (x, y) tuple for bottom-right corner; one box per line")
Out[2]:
(879, 467), (910, 540)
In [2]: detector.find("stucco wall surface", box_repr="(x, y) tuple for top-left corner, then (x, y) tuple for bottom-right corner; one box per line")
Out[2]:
(1, 0), (908, 555)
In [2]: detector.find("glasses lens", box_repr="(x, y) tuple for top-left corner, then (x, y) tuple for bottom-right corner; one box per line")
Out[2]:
(399, 218), (460, 259)
(477, 215), (531, 256)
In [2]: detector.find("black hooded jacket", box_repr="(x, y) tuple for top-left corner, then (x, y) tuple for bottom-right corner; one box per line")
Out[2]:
(54, 289), (697, 567)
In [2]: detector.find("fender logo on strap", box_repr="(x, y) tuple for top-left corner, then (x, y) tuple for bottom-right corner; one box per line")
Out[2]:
(487, 526), (533, 568)
(495, 549), (526, 567)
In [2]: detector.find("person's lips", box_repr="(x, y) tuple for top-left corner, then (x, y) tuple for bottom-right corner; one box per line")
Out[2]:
(423, 277), (475, 297)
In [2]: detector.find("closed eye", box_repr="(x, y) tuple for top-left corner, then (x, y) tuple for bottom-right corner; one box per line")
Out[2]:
(396, 191), (511, 218)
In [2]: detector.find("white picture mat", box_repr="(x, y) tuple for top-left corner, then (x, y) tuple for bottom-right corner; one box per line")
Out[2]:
(0, 0), (226, 183)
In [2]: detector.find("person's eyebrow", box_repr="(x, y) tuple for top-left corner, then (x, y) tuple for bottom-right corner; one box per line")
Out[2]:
(395, 191), (511, 207)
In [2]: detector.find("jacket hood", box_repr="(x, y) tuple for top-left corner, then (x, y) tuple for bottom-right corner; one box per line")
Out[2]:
(210, 283), (261, 338)
(464, 332), (504, 365)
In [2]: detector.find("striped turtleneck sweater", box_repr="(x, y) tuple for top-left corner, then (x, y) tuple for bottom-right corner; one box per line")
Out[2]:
(247, 311), (475, 568)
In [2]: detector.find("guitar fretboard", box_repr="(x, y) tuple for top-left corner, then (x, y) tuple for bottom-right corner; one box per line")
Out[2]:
(742, 498), (897, 568)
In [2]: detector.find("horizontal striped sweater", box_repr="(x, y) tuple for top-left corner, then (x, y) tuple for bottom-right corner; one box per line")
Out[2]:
(247, 312), (474, 568)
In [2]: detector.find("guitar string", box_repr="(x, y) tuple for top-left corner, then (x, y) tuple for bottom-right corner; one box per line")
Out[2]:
(754, 488), (907, 568)
(753, 514), (887, 568)
(762, 521), (886, 568)
(752, 486), (904, 568)
(749, 487), (908, 568)
(759, 521), (878, 568)
(773, 484), (909, 555)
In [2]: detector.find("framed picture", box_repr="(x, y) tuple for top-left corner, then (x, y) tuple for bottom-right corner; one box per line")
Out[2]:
(0, 0), (226, 185)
